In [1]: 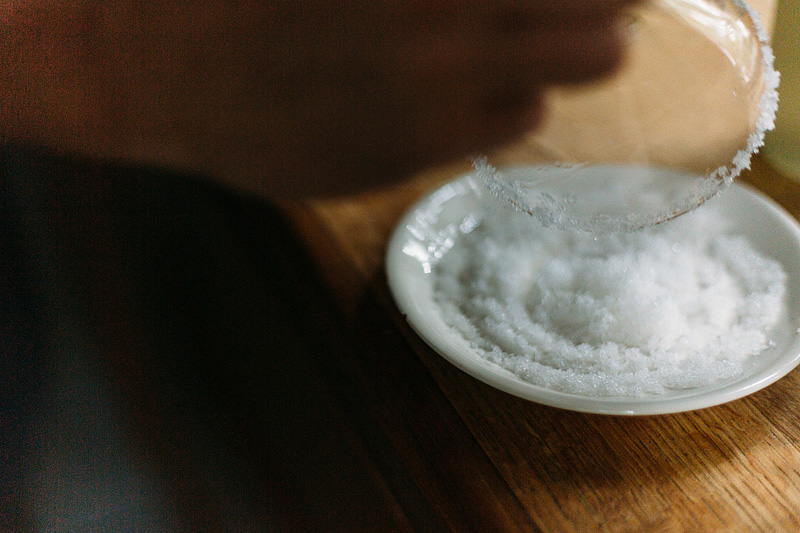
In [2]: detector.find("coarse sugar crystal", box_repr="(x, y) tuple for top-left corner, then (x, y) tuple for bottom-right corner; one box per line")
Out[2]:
(433, 203), (786, 397)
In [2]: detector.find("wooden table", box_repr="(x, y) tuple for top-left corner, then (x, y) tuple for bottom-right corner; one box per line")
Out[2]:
(6, 149), (800, 532)
(277, 153), (800, 532)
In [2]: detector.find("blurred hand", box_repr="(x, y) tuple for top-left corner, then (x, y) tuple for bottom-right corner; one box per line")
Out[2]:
(2, 0), (635, 198)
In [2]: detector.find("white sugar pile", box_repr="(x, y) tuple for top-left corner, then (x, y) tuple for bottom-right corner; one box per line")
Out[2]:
(434, 203), (786, 397)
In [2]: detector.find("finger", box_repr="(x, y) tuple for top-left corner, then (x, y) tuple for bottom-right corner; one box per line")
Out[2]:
(402, 86), (544, 166)
(394, 6), (629, 92)
(499, 19), (628, 85)
(486, 0), (639, 21)
(414, 0), (639, 28)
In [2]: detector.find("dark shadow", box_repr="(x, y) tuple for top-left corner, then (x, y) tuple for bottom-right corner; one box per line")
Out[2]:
(1, 144), (418, 532)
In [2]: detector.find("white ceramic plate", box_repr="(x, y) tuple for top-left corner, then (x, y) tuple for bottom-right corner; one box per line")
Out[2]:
(386, 174), (800, 415)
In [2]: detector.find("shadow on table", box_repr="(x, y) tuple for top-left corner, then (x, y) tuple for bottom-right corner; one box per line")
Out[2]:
(1, 145), (414, 532)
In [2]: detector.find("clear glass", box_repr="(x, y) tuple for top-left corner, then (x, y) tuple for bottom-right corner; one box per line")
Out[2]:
(478, 0), (779, 233)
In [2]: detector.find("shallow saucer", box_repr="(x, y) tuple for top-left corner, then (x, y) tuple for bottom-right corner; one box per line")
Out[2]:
(385, 174), (800, 415)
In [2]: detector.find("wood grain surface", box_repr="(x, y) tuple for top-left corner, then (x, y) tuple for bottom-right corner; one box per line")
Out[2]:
(284, 153), (800, 531)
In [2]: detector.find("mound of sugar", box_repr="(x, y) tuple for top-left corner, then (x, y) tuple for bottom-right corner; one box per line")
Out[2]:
(434, 203), (786, 397)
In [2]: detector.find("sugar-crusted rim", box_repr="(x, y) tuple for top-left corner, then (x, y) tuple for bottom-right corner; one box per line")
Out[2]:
(477, 0), (780, 234)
